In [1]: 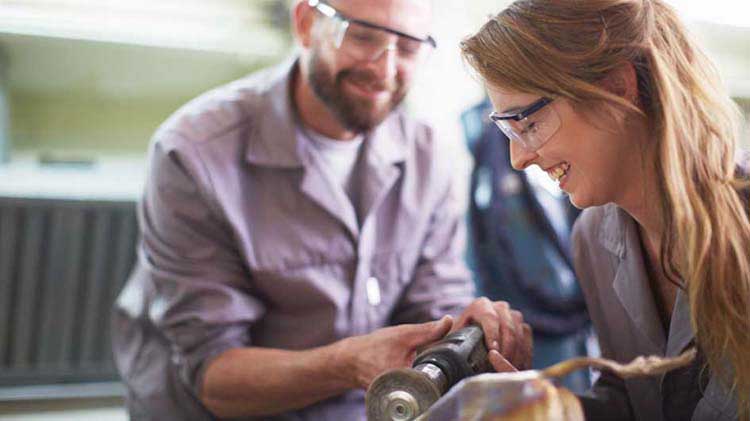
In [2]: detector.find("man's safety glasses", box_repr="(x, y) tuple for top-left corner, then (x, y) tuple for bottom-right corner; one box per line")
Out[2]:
(307, 0), (436, 64)
(489, 97), (561, 151)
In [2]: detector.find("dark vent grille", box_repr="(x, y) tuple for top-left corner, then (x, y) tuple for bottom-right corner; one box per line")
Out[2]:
(0, 197), (137, 387)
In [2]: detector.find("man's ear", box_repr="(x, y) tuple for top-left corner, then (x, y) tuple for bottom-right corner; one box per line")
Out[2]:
(601, 62), (639, 105)
(292, 0), (316, 48)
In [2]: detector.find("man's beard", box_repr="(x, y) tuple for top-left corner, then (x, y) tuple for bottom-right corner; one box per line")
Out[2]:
(308, 51), (407, 133)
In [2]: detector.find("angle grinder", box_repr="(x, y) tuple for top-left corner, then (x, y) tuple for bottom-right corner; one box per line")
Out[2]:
(365, 324), (492, 421)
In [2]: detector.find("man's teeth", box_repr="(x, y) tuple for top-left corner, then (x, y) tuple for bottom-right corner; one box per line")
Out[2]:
(548, 162), (570, 182)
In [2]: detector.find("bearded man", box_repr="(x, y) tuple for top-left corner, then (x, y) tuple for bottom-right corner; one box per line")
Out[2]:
(112, 1), (531, 419)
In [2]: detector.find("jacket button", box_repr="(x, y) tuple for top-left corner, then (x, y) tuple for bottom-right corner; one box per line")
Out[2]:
(366, 276), (381, 306)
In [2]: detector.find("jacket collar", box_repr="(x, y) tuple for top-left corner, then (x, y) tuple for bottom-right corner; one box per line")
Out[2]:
(666, 289), (694, 357)
(598, 205), (695, 355)
(598, 204), (629, 259)
(244, 57), (304, 168)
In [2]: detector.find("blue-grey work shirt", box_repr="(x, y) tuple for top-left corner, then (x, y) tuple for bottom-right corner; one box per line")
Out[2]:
(111, 59), (475, 421)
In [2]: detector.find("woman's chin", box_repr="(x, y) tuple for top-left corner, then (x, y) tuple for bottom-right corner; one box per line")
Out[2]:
(567, 191), (602, 210)
(568, 196), (586, 210)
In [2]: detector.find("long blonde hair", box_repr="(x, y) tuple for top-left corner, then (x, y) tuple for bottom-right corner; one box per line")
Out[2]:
(461, 0), (750, 417)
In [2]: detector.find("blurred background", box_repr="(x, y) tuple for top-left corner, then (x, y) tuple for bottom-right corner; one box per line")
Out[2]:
(0, 0), (747, 419)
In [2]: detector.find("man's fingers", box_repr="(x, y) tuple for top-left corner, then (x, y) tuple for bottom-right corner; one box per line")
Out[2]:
(508, 310), (525, 365)
(479, 318), (502, 352)
(494, 302), (517, 361)
(521, 323), (533, 370)
(450, 297), (492, 334)
(448, 311), (470, 334)
(407, 315), (453, 348)
(488, 350), (517, 373)
(459, 298), (502, 351)
(510, 310), (523, 326)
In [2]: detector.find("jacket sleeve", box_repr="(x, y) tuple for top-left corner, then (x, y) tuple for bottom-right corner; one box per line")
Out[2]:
(390, 153), (476, 324)
(136, 133), (266, 397)
(571, 213), (634, 420)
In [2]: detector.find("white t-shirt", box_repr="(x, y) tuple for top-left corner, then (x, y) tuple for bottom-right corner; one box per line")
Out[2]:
(302, 128), (364, 201)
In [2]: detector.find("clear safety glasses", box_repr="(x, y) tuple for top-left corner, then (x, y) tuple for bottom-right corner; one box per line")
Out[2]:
(489, 97), (561, 151)
(308, 0), (436, 64)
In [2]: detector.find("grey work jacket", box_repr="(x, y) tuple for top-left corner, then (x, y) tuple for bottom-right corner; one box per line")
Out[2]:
(572, 204), (740, 421)
(111, 59), (474, 421)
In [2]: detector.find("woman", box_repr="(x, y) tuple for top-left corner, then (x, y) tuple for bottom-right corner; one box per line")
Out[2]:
(461, 1), (749, 420)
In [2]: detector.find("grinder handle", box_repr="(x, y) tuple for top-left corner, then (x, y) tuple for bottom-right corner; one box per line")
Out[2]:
(412, 324), (492, 389)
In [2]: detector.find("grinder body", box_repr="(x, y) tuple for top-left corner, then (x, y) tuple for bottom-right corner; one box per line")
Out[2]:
(366, 325), (492, 421)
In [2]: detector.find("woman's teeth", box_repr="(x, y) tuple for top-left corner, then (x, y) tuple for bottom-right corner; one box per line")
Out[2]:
(547, 162), (570, 182)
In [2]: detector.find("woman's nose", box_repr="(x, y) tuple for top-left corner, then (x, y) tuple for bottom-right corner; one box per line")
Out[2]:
(509, 138), (538, 170)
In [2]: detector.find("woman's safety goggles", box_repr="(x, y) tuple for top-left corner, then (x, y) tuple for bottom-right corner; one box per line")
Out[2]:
(489, 98), (561, 151)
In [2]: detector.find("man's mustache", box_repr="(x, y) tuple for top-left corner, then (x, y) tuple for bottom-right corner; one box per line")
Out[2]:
(338, 69), (398, 92)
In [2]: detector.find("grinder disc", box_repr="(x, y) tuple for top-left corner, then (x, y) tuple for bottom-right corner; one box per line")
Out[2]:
(366, 368), (443, 421)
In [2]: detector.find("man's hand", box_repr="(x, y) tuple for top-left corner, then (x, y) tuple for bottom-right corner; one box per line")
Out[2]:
(334, 316), (454, 389)
(451, 297), (533, 371)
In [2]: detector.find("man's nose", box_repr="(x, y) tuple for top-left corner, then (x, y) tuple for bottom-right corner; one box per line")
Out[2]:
(367, 44), (398, 83)
(509, 139), (538, 170)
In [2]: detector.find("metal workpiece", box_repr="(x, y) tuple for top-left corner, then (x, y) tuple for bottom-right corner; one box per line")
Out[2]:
(414, 370), (580, 421)
(366, 325), (492, 421)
